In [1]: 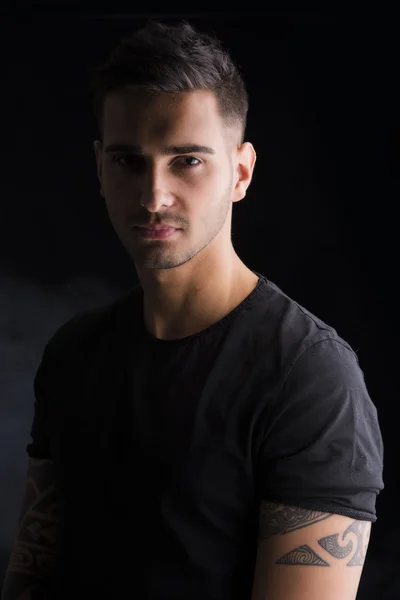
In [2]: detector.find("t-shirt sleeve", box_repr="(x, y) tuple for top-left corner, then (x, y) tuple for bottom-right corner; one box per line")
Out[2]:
(26, 342), (53, 460)
(257, 337), (385, 522)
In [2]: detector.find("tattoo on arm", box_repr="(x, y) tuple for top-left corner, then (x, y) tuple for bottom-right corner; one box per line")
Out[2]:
(258, 502), (332, 541)
(258, 502), (371, 567)
(1, 459), (59, 599)
(318, 519), (370, 566)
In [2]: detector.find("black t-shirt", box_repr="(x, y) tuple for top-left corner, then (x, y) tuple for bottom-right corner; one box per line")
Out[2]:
(27, 274), (384, 599)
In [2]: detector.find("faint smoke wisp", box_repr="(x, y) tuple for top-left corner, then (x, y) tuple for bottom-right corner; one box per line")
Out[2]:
(0, 272), (123, 557)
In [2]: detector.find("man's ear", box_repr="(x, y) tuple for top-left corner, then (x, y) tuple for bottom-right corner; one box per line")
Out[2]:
(233, 142), (257, 203)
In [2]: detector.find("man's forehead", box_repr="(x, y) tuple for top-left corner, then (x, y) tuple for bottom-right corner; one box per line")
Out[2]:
(104, 88), (221, 124)
(102, 89), (224, 145)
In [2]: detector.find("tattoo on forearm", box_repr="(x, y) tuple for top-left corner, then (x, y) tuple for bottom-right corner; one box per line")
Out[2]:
(1, 459), (58, 599)
(258, 502), (371, 568)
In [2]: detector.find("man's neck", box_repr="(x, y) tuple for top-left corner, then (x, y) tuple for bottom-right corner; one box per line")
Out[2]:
(136, 253), (259, 341)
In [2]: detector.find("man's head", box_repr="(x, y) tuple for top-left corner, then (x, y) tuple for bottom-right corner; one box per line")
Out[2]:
(92, 20), (256, 271)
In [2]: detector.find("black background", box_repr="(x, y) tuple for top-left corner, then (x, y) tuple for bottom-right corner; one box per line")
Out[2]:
(0, 5), (397, 598)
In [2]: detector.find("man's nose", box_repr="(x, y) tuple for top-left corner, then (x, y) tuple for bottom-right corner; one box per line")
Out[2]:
(139, 167), (175, 213)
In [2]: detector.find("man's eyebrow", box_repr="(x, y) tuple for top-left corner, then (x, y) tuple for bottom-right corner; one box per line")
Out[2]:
(103, 143), (216, 156)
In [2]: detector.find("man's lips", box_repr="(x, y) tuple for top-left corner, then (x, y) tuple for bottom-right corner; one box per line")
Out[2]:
(132, 224), (182, 240)
(134, 225), (181, 230)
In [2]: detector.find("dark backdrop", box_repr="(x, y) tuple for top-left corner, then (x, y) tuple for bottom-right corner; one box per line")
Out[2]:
(0, 7), (397, 598)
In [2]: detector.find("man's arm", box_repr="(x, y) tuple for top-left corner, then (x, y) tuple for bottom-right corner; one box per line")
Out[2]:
(1, 458), (59, 600)
(251, 501), (371, 600)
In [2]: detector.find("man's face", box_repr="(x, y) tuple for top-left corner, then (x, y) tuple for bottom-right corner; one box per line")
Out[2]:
(94, 88), (253, 270)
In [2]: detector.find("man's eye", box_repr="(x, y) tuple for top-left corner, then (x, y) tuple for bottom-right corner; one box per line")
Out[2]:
(176, 156), (201, 168)
(113, 155), (137, 167)
(111, 155), (201, 169)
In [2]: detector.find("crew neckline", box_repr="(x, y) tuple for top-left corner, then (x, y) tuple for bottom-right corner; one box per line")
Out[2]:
(135, 272), (268, 346)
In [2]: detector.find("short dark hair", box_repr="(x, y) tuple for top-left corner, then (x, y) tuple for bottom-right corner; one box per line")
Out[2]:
(90, 19), (249, 144)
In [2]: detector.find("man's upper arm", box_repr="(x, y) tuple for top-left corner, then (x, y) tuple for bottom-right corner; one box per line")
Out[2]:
(251, 337), (383, 599)
(251, 501), (371, 600)
(1, 458), (59, 599)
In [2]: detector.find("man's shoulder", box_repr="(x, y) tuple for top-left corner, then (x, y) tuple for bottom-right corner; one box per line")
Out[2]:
(254, 277), (355, 364)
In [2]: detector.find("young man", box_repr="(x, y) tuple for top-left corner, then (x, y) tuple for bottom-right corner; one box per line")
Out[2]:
(2, 20), (384, 600)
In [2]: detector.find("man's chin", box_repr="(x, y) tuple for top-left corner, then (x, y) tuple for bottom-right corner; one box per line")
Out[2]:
(132, 250), (195, 271)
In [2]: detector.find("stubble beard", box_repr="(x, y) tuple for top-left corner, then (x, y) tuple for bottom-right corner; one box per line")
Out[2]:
(130, 185), (233, 271)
